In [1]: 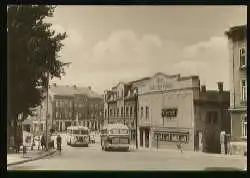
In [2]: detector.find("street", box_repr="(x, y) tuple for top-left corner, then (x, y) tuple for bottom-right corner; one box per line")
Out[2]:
(8, 137), (247, 171)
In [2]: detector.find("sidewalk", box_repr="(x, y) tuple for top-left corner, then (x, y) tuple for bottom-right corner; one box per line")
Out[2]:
(133, 147), (247, 160)
(7, 149), (56, 167)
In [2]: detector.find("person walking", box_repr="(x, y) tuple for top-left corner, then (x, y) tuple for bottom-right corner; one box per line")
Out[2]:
(41, 134), (46, 151)
(177, 141), (183, 155)
(56, 134), (62, 152)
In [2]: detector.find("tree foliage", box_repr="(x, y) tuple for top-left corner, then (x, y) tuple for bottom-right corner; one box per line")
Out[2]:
(8, 5), (70, 121)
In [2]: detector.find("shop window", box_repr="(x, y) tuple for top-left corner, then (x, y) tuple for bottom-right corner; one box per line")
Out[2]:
(170, 134), (178, 142)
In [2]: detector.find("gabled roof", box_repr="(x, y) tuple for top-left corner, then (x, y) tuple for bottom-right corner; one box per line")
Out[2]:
(50, 85), (102, 99)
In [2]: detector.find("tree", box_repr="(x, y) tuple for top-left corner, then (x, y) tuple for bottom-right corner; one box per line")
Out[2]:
(7, 5), (70, 145)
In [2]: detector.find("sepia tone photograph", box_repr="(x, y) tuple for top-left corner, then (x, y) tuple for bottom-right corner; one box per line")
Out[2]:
(7, 5), (247, 171)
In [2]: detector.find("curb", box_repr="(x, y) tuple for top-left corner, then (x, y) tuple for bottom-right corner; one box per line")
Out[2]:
(7, 150), (57, 167)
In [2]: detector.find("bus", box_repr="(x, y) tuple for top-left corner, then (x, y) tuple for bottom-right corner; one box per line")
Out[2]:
(66, 126), (90, 147)
(100, 123), (130, 151)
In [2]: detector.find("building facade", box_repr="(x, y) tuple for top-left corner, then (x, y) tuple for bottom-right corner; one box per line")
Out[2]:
(33, 84), (103, 133)
(136, 73), (199, 150)
(225, 25), (247, 155)
(194, 83), (230, 153)
(103, 80), (147, 144)
(104, 72), (230, 152)
(135, 73), (230, 152)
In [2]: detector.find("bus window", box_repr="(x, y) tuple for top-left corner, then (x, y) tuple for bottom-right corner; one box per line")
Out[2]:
(120, 138), (129, 144)
(110, 129), (119, 134)
(81, 130), (88, 135)
(120, 129), (129, 134)
(73, 130), (80, 134)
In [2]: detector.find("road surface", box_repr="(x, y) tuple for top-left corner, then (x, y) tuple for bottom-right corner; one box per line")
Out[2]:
(8, 136), (247, 171)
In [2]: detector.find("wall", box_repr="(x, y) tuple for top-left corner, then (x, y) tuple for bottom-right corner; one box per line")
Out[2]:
(228, 38), (247, 108)
(137, 73), (198, 150)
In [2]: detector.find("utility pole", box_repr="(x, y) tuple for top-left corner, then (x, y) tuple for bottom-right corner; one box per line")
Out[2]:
(45, 71), (49, 151)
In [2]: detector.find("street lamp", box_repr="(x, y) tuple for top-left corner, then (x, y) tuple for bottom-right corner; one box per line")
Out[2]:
(44, 71), (49, 151)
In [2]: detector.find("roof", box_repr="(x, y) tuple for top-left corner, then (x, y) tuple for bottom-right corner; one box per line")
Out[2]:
(50, 85), (102, 99)
(102, 123), (129, 130)
(225, 24), (247, 41)
(67, 126), (89, 130)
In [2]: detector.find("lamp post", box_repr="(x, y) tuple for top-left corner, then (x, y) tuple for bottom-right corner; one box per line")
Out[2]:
(45, 71), (49, 151)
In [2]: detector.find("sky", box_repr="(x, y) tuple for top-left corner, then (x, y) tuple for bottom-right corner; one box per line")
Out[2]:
(48, 5), (247, 94)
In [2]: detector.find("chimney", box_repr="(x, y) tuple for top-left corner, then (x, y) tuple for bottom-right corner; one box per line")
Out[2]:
(88, 86), (91, 90)
(217, 82), (223, 93)
(201, 85), (206, 92)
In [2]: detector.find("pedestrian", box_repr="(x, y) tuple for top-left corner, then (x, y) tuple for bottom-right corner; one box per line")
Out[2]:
(56, 134), (62, 152)
(177, 141), (183, 155)
(41, 134), (45, 150)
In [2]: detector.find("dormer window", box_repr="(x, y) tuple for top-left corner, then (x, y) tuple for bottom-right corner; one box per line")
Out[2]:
(239, 47), (246, 68)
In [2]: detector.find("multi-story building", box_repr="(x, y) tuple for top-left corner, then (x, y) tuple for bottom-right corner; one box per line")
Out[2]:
(225, 25), (247, 156)
(32, 84), (103, 133)
(106, 72), (230, 152)
(103, 79), (149, 144)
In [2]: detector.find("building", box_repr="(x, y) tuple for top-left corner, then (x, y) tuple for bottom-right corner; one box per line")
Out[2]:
(32, 84), (103, 133)
(134, 72), (230, 152)
(225, 25), (247, 156)
(104, 82), (139, 144)
(194, 83), (230, 153)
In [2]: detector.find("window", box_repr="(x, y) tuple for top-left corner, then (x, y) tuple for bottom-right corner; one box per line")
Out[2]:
(162, 108), (178, 118)
(56, 112), (58, 118)
(141, 107), (144, 118)
(241, 79), (247, 102)
(126, 107), (129, 117)
(130, 107), (133, 117)
(239, 47), (246, 68)
(69, 101), (73, 108)
(117, 108), (119, 117)
(121, 108), (124, 116)
(114, 109), (116, 117)
(110, 109), (112, 116)
(242, 115), (247, 138)
(69, 112), (72, 117)
(146, 106), (149, 120)
(105, 109), (107, 118)
(56, 101), (59, 107)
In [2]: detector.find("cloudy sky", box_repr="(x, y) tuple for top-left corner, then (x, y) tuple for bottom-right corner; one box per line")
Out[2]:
(48, 5), (247, 94)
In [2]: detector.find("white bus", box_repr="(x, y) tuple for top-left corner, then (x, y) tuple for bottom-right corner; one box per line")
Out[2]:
(66, 126), (90, 147)
(100, 123), (130, 151)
